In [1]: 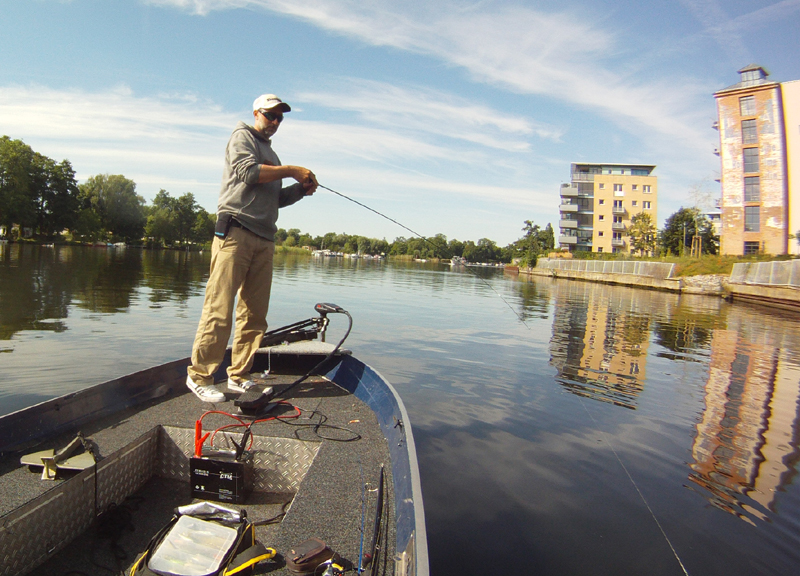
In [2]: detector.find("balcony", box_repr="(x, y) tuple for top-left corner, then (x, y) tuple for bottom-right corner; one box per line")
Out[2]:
(612, 238), (625, 247)
(560, 184), (579, 197)
(612, 206), (626, 215)
(612, 222), (625, 231)
(559, 235), (578, 245)
(570, 173), (597, 182)
(560, 219), (578, 229)
(560, 204), (578, 212)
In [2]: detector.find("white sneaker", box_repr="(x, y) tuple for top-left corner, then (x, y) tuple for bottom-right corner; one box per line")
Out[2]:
(186, 376), (226, 403)
(227, 377), (258, 393)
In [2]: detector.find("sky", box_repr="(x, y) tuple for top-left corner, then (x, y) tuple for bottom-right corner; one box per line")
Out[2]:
(1, 0), (799, 246)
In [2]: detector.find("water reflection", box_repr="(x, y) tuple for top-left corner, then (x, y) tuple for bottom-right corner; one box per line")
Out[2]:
(539, 274), (800, 527)
(548, 281), (656, 409)
(689, 309), (800, 525)
(0, 244), (208, 339)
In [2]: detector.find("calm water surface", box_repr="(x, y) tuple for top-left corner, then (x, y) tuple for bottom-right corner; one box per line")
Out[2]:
(2, 244), (800, 575)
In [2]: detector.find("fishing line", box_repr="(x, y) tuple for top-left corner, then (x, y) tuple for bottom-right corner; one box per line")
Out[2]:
(578, 398), (690, 576)
(318, 184), (532, 329)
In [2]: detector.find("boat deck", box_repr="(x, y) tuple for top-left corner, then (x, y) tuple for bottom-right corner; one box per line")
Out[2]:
(0, 369), (395, 576)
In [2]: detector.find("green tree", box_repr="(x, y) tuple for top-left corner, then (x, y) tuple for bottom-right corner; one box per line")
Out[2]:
(698, 218), (719, 255)
(448, 238), (465, 258)
(174, 193), (199, 244)
(191, 208), (215, 244)
(79, 174), (146, 242)
(30, 155), (80, 238)
(0, 137), (80, 238)
(514, 220), (546, 267)
(390, 237), (408, 256)
(627, 212), (657, 256)
(660, 207), (716, 256)
(0, 136), (37, 234)
(145, 189), (178, 246)
(540, 223), (555, 252)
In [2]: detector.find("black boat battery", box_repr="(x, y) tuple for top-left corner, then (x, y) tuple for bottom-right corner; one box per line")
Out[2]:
(190, 450), (253, 504)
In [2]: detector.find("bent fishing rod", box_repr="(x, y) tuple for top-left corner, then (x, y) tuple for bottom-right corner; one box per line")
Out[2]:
(317, 184), (531, 329)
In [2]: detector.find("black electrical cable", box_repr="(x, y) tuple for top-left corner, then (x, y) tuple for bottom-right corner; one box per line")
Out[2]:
(319, 184), (532, 329)
(276, 308), (353, 401)
(252, 500), (292, 526)
(277, 408), (361, 443)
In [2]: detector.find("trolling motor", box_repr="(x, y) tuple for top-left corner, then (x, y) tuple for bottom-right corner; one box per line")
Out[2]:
(234, 303), (352, 417)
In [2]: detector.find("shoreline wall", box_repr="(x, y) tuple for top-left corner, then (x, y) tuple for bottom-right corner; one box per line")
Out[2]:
(523, 258), (800, 310)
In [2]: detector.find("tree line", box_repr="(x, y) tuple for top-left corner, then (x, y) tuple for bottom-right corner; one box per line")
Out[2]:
(0, 136), (214, 246)
(2, 136), (719, 259)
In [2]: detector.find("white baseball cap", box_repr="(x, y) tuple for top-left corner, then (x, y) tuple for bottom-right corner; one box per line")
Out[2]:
(253, 94), (291, 113)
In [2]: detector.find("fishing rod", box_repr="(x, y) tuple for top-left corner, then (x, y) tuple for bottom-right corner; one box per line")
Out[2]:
(360, 465), (385, 575)
(318, 184), (532, 329)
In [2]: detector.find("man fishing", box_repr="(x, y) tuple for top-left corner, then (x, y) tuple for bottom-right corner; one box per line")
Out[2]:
(186, 93), (318, 402)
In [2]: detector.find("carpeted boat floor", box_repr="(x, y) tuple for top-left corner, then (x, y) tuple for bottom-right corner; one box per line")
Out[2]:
(3, 374), (394, 576)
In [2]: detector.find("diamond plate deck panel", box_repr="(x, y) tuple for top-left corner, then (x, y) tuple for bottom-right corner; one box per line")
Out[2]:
(0, 429), (157, 576)
(161, 426), (320, 493)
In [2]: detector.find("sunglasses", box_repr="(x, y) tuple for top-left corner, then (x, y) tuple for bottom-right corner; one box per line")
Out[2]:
(259, 110), (284, 123)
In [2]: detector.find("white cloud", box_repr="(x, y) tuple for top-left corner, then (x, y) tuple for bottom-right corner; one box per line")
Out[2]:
(296, 79), (564, 152)
(146, 0), (714, 152)
(0, 82), (549, 232)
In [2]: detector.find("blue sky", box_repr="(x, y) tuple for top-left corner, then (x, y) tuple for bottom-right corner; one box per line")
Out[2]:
(1, 0), (798, 245)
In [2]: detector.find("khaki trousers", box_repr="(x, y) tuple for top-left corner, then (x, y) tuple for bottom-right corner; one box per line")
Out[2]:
(188, 226), (275, 386)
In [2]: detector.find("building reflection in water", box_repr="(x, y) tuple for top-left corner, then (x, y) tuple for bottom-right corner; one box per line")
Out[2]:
(545, 278), (800, 524)
(549, 282), (653, 410)
(690, 316), (800, 524)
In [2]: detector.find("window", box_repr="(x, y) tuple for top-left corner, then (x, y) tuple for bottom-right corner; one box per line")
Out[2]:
(744, 148), (759, 173)
(631, 200), (638, 207)
(613, 184), (623, 192)
(740, 95), (756, 116)
(613, 232), (623, 240)
(632, 184), (638, 190)
(598, 215), (604, 221)
(597, 247), (604, 253)
(598, 199), (605, 205)
(744, 241), (760, 255)
(598, 183), (605, 189)
(598, 231), (604, 237)
(643, 201), (651, 209)
(744, 176), (760, 202)
(613, 200), (623, 211)
(742, 119), (758, 144)
(745, 206), (760, 232)
(642, 185), (652, 193)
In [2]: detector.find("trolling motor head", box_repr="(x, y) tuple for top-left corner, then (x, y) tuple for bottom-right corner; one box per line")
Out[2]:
(314, 303), (345, 317)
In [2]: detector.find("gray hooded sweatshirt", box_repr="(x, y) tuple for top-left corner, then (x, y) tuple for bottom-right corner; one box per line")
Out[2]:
(217, 121), (306, 241)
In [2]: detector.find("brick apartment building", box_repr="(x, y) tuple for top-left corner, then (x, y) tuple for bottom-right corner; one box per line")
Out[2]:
(714, 65), (800, 255)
